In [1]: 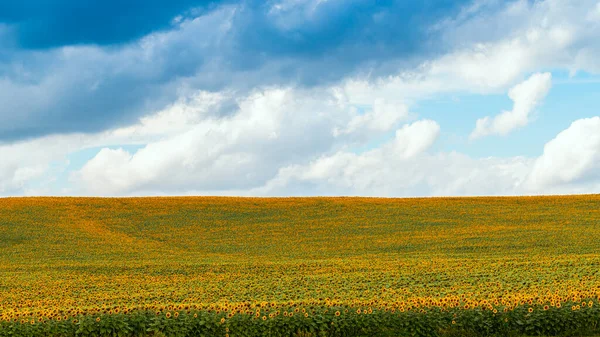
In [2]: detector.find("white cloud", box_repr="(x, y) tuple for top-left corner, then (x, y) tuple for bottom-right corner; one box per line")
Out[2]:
(0, 91), (233, 196)
(0, 83), (419, 196)
(333, 98), (411, 138)
(525, 117), (600, 191)
(6, 78), (596, 198)
(0, 136), (77, 195)
(256, 117), (600, 197)
(386, 120), (441, 159)
(257, 119), (446, 196)
(105, 90), (232, 144)
(73, 113), (439, 196)
(68, 88), (441, 196)
(338, 0), (600, 108)
(337, 36), (542, 108)
(470, 72), (552, 140)
(258, 151), (534, 197)
(5, 84), (598, 198)
(70, 87), (355, 195)
(74, 148), (136, 194)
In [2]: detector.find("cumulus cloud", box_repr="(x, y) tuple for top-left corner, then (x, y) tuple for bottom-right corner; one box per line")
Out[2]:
(258, 150), (533, 198)
(333, 98), (411, 138)
(256, 117), (600, 197)
(469, 72), (552, 140)
(72, 116), (442, 196)
(251, 119), (443, 196)
(69, 90), (439, 196)
(70, 88), (352, 195)
(0, 135), (76, 195)
(6, 87), (599, 197)
(525, 117), (600, 191)
(387, 120), (441, 159)
(0, 83), (419, 196)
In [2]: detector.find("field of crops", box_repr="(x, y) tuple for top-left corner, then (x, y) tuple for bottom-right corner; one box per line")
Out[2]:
(1, 195), (600, 337)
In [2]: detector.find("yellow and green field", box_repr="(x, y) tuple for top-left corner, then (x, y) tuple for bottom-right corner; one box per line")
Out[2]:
(1, 195), (599, 337)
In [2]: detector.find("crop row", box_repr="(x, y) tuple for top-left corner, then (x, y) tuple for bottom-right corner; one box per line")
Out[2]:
(2, 300), (600, 337)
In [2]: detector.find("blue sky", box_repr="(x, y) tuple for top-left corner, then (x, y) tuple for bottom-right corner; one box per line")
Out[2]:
(1, 0), (599, 197)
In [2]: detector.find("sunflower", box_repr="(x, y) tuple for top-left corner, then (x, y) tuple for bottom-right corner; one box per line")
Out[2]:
(220, 317), (226, 323)
(96, 317), (101, 322)
(335, 311), (340, 316)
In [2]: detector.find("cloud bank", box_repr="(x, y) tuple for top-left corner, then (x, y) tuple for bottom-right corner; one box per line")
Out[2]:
(1, 0), (599, 197)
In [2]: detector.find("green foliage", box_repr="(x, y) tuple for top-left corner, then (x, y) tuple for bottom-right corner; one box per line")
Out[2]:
(1, 303), (600, 337)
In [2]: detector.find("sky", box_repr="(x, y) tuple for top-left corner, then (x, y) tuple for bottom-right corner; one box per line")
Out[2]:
(1, 0), (600, 197)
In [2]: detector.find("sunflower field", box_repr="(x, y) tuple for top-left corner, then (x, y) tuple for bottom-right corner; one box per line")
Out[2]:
(0, 195), (599, 337)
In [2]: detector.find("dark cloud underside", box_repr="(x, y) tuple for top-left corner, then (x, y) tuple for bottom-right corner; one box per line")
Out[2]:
(0, 0), (226, 48)
(0, 0), (474, 142)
